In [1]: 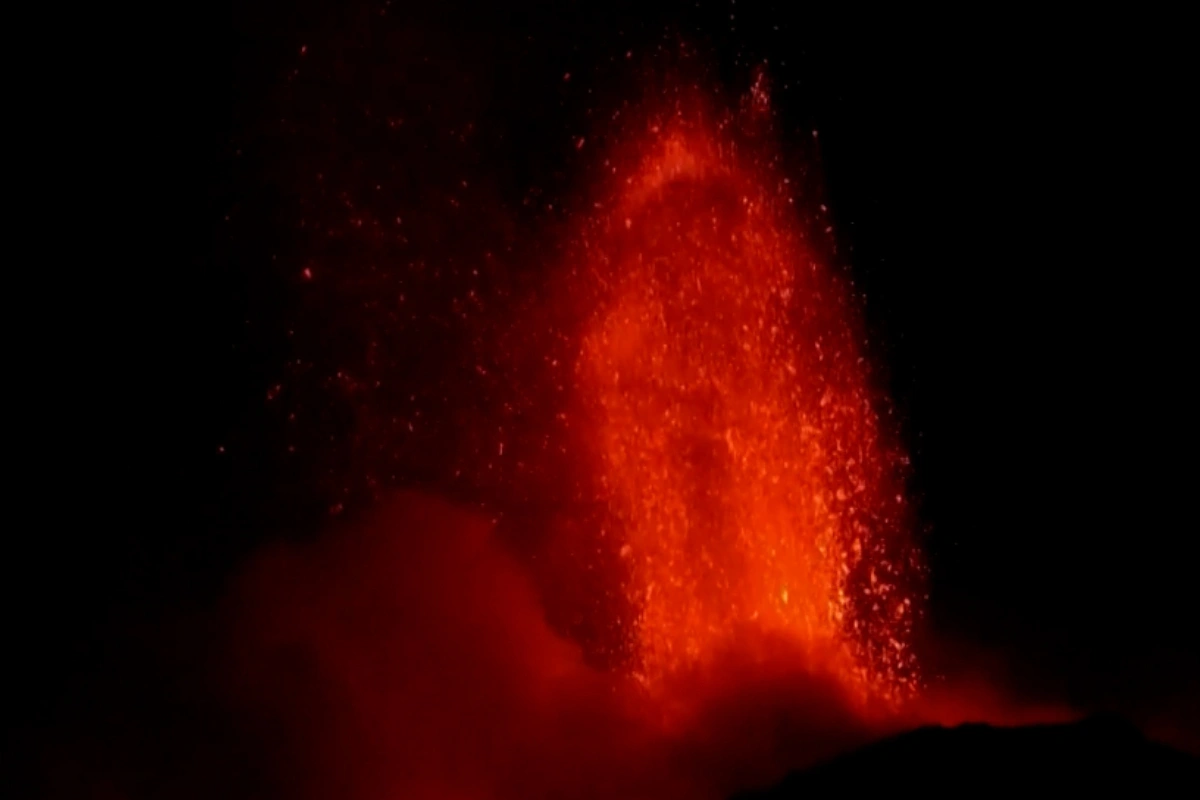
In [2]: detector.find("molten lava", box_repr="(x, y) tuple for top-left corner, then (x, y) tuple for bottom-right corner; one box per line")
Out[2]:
(220, 72), (943, 800)
(571, 93), (922, 706)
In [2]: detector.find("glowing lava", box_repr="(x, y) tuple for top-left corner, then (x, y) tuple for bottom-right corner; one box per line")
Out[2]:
(572, 90), (922, 705)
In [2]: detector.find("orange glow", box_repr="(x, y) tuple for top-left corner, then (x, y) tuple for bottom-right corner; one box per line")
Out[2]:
(573, 91), (921, 707)
(208, 74), (1077, 800)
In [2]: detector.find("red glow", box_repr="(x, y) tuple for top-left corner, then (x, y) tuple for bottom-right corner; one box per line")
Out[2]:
(571, 90), (921, 708)
(214, 74), (1061, 800)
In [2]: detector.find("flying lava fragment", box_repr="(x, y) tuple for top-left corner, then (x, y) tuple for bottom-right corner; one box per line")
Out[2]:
(218, 69), (955, 800)
(566, 79), (923, 708)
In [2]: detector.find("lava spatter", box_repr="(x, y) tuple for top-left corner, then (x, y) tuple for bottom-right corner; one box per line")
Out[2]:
(570, 90), (922, 707)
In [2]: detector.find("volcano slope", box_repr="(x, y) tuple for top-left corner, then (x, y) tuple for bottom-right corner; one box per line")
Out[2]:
(732, 716), (1199, 796)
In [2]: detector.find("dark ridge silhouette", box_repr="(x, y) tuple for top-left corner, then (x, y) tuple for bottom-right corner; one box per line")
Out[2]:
(733, 716), (1199, 796)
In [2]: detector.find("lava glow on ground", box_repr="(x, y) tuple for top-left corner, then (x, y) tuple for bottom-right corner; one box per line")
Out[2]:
(226, 76), (979, 800)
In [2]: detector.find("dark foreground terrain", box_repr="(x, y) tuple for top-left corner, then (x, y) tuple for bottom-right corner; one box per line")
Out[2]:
(736, 717), (1199, 796)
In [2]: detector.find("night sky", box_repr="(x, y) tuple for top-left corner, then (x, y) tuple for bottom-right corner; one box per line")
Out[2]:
(14, 2), (1196, 795)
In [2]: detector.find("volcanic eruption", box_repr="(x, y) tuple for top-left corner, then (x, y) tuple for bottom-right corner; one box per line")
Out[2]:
(214, 70), (942, 800)
(564, 77), (923, 708)
(26, 9), (1200, 798)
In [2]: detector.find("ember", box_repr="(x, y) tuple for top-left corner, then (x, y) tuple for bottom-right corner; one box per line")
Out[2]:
(568, 86), (922, 708)
(33, 9), (1195, 800)
(215, 69), (944, 800)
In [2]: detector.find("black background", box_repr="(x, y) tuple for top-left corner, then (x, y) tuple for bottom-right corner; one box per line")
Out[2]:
(12, 0), (1196, 787)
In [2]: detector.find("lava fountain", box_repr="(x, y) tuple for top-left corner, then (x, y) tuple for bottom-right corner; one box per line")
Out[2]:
(566, 79), (923, 710)
(222, 70), (937, 800)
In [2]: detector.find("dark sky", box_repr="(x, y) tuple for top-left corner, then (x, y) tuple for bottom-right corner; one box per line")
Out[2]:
(13, 1), (1196, 785)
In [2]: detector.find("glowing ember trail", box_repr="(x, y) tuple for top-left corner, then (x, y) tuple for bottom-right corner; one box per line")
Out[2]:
(570, 86), (922, 706)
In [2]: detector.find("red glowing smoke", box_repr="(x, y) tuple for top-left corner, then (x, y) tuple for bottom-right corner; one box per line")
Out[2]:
(227, 492), (884, 800)
(217, 76), (947, 799)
